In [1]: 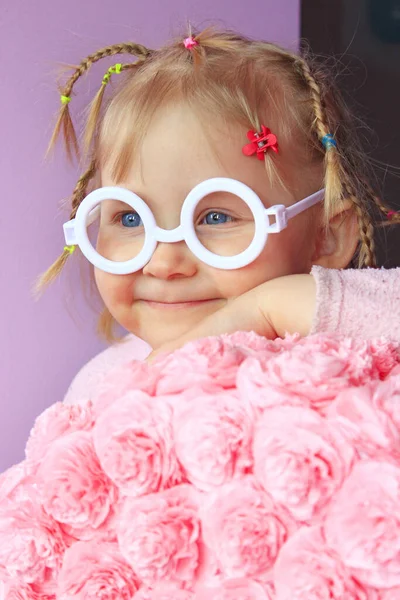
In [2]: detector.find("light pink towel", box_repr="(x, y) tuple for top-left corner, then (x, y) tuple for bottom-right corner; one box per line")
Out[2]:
(63, 266), (400, 406)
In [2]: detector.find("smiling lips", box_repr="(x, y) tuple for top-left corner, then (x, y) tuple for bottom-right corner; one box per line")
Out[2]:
(141, 299), (219, 309)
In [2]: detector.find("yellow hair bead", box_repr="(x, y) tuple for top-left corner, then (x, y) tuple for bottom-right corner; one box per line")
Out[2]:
(102, 63), (122, 86)
(64, 245), (76, 254)
(60, 95), (71, 105)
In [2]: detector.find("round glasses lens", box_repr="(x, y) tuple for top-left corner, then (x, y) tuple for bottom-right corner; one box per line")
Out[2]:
(192, 191), (256, 257)
(86, 198), (145, 262)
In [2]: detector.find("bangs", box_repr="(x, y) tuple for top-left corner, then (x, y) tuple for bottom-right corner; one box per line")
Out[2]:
(96, 43), (315, 187)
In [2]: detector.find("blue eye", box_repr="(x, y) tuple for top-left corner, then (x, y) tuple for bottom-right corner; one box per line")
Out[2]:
(202, 212), (234, 225)
(121, 212), (142, 227)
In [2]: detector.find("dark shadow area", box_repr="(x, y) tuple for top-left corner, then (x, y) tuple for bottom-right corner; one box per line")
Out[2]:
(302, 0), (400, 267)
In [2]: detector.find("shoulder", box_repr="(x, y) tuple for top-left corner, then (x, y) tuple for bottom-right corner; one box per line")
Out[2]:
(63, 334), (152, 405)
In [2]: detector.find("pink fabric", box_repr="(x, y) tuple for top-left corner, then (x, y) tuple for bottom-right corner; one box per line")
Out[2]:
(63, 267), (400, 406)
(310, 266), (400, 341)
(63, 335), (151, 405)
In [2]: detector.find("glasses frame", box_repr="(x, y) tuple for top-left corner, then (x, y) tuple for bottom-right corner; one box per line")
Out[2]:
(63, 177), (324, 275)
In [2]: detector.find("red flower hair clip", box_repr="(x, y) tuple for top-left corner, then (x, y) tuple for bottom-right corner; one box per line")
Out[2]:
(242, 125), (279, 160)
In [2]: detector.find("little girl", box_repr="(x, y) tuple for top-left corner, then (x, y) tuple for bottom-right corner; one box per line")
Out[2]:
(36, 28), (400, 402)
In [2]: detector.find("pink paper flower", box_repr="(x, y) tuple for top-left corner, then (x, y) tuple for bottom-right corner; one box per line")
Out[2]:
(117, 484), (201, 587)
(1, 331), (399, 595)
(367, 339), (400, 378)
(57, 540), (140, 600)
(372, 375), (400, 432)
(152, 341), (223, 396)
(325, 460), (400, 589)
(256, 336), (397, 412)
(0, 575), (56, 599)
(253, 406), (355, 522)
(200, 478), (295, 579)
(36, 430), (117, 540)
(0, 461), (30, 503)
(173, 389), (253, 491)
(237, 357), (309, 413)
(327, 382), (400, 460)
(274, 526), (374, 600)
(0, 486), (66, 588)
(196, 578), (274, 599)
(93, 390), (182, 497)
(133, 584), (195, 599)
(93, 360), (160, 414)
(154, 334), (258, 394)
(25, 401), (95, 473)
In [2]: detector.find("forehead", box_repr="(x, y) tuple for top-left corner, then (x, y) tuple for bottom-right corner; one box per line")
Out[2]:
(100, 103), (290, 206)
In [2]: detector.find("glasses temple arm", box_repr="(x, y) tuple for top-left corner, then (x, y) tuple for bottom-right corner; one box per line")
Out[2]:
(286, 189), (325, 220)
(63, 205), (100, 246)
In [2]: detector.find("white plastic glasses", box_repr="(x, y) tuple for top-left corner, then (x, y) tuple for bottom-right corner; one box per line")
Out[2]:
(63, 177), (324, 275)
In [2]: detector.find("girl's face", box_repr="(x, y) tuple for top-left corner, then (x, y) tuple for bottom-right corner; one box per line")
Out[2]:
(96, 104), (322, 349)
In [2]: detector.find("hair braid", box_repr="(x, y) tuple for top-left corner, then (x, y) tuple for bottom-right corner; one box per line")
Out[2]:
(84, 60), (146, 154)
(47, 42), (152, 160)
(69, 157), (97, 218)
(295, 56), (381, 267)
(295, 57), (346, 217)
(33, 157), (98, 298)
(372, 191), (400, 225)
(342, 182), (376, 267)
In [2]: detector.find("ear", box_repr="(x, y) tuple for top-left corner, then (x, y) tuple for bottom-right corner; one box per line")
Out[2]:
(312, 202), (359, 269)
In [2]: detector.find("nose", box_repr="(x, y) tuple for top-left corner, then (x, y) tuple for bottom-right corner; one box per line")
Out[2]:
(142, 241), (198, 280)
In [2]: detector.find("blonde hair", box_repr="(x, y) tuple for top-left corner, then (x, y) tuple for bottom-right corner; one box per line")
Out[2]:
(35, 27), (400, 342)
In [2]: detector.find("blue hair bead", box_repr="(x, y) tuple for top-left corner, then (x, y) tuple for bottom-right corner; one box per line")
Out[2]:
(321, 133), (337, 150)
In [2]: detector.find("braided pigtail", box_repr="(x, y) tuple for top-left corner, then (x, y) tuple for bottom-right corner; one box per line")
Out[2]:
(354, 180), (399, 265)
(295, 57), (379, 267)
(47, 42), (152, 160)
(295, 58), (346, 220)
(342, 183), (376, 267)
(372, 191), (400, 226)
(84, 60), (147, 154)
(33, 158), (97, 297)
(36, 41), (153, 297)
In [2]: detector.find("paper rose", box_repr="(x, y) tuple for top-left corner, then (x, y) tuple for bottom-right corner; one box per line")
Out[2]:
(253, 406), (355, 522)
(200, 477), (295, 578)
(35, 430), (118, 540)
(57, 540), (140, 600)
(324, 460), (400, 589)
(117, 484), (202, 587)
(0, 332), (399, 597)
(196, 578), (275, 599)
(173, 389), (253, 491)
(273, 526), (374, 600)
(93, 390), (182, 496)
(133, 584), (195, 599)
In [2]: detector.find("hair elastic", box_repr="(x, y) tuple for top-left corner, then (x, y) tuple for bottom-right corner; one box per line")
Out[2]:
(64, 245), (76, 254)
(183, 36), (199, 50)
(102, 63), (122, 86)
(387, 210), (399, 220)
(60, 95), (71, 105)
(321, 133), (337, 150)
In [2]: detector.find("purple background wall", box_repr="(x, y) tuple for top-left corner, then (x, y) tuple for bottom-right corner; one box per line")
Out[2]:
(0, 0), (300, 472)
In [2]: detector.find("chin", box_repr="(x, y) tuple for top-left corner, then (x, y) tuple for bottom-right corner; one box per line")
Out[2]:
(125, 300), (224, 350)
(137, 321), (197, 350)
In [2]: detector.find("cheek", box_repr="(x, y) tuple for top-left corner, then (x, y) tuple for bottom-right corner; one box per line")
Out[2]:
(265, 215), (317, 270)
(94, 269), (137, 306)
(210, 222), (315, 296)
